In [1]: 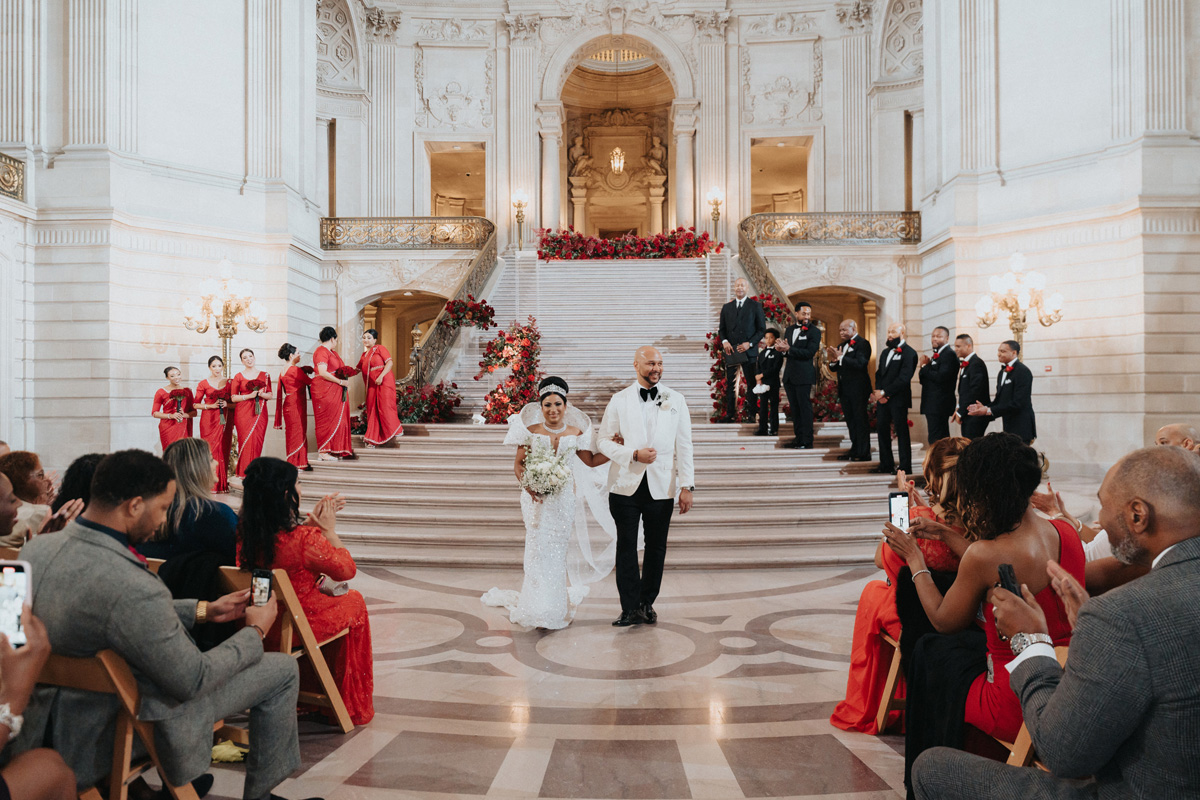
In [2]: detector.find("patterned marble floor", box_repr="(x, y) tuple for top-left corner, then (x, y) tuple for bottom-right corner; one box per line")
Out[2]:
(204, 566), (905, 800)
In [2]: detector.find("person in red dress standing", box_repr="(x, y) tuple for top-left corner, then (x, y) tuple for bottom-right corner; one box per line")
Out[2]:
(311, 326), (355, 461)
(356, 328), (403, 448)
(275, 343), (314, 471)
(237, 457), (373, 725)
(194, 355), (231, 492)
(229, 348), (274, 478)
(151, 367), (195, 453)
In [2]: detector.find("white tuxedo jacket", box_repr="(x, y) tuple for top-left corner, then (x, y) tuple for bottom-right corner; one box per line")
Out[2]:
(598, 382), (695, 499)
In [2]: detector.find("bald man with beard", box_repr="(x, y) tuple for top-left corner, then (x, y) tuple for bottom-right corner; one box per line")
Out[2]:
(1154, 423), (1199, 451)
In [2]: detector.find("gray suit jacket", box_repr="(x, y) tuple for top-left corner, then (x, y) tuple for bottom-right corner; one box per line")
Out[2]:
(15, 521), (264, 788)
(1010, 534), (1200, 799)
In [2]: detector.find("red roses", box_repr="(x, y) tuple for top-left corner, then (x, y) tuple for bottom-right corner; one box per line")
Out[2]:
(333, 367), (359, 401)
(536, 227), (724, 261)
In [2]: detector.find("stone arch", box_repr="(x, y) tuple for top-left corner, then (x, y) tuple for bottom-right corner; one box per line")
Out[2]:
(540, 25), (696, 101)
(317, 0), (363, 90)
(875, 0), (924, 84)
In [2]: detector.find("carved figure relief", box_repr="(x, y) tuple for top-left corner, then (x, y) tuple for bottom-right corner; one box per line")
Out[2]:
(504, 14), (542, 44)
(568, 135), (595, 177)
(316, 0), (359, 88)
(741, 39), (824, 125)
(415, 47), (495, 130)
(836, 0), (875, 31)
(360, 3), (401, 41)
(416, 18), (491, 41)
(881, 0), (923, 80)
(642, 136), (667, 175)
(743, 12), (819, 37)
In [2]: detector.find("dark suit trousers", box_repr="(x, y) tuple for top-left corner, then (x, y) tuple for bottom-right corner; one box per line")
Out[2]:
(609, 476), (674, 612)
(876, 400), (912, 472)
(912, 747), (1098, 800)
(785, 383), (814, 445)
(960, 416), (989, 440)
(724, 360), (757, 419)
(925, 413), (950, 444)
(756, 380), (780, 432)
(842, 392), (871, 458)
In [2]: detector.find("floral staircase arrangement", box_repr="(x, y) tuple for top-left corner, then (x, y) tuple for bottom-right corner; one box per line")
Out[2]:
(537, 226), (724, 260)
(440, 295), (496, 331)
(475, 316), (542, 424)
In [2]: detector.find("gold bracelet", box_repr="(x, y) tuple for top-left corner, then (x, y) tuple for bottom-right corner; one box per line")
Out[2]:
(195, 601), (208, 625)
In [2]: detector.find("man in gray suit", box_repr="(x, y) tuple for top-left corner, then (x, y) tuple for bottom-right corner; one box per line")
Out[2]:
(14, 450), (306, 800)
(912, 445), (1200, 799)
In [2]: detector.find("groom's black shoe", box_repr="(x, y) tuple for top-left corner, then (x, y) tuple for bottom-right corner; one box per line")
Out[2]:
(612, 610), (644, 627)
(638, 603), (657, 624)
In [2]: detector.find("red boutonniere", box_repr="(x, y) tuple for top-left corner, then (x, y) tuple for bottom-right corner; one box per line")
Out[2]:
(931, 352), (940, 360)
(960, 360), (969, 368)
(848, 339), (857, 347)
(1005, 365), (1014, 373)
(895, 347), (903, 355)
(800, 325), (809, 333)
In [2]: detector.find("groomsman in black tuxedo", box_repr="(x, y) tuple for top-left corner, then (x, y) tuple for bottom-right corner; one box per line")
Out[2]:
(870, 323), (918, 474)
(827, 320), (872, 461)
(953, 333), (991, 439)
(717, 278), (766, 422)
(918, 325), (958, 443)
(969, 339), (1037, 443)
(753, 329), (783, 436)
(777, 301), (821, 449)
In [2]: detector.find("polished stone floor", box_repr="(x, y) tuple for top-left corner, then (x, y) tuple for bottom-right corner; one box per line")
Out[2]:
(205, 566), (905, 799)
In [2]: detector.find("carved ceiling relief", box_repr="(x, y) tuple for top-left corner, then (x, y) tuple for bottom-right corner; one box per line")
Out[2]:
(316, 0), (359, 88)
(414, 46), (495, 130)
(740, 39), (824, 125)
(880, 0), (923, 80)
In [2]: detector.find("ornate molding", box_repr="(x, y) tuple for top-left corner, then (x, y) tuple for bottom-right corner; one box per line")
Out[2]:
(693, 11), (729, 41)
(741, 40), (824, 126)
(742, 212), (921, 246)
(504, 14), (542, 44)
(316, 0), (360, 88)
(836, 0), (875, 31)
(414, 46), (494, 130)
(743, 12), (819, 38)
(0, 153), (24, 203)
(416, 18), (490, 42)
(359, 2), (401, 42)
(320, 217), (494, 250)
(880, 0), (923, 81)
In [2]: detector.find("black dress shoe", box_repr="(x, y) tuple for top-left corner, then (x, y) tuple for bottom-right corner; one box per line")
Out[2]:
(781, 439), (799, 449)
(302, 465), (314, 472)
(753, 429), (768, 436)
(767, 429), (778, 436)
(798, 443), (813, 449)
(869, 465), (894, 474)
(836, 453), (854, 461)
(612, 611), (644, 627)
(639, 603), (657, 624)
(850, 456), (871, 462)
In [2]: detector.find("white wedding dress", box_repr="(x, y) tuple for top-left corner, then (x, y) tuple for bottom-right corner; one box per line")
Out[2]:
(481, 403), (617, 629)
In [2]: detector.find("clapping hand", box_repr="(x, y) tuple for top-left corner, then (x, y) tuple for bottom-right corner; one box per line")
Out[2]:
(776, 339), (790, 352)
(919, 354), (931, 368)
(825, 346), (838, 360)
(1048, 560), (1088, 629)
(38, 499), (84, 535)
(304, 493), (344, 531)
(896, 470), (926, 507)
(967, 402), (988, 417)
(1031, 481), (1066, 518)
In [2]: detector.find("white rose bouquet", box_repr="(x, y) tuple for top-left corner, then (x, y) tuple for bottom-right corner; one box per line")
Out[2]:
(521, 437), (576, 497)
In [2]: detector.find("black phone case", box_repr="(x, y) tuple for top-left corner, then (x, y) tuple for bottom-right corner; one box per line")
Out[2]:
(998, 563), (1020, 595)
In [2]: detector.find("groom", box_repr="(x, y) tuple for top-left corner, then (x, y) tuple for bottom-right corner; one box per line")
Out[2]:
(599, 346), (696, 627)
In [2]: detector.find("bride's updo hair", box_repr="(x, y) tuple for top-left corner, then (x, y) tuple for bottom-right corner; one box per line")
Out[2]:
(538, 376), (569, 404)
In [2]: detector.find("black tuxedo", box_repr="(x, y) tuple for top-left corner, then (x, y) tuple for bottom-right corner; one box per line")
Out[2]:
(956, 353), (991, 439)
(918, 344), (959, 443)
(829, 335), (872, 459)
(874, 341), (919, 472)
(754, 347), (782, 433)
(989, 359), (1037, 443)
(717, 298), (767, 420)
(781, 323), (822, 446)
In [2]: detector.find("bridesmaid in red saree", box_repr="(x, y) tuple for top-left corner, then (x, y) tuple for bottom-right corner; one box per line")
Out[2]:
(311, 326), (355, 461)
(275, 343), (314, 471)
(356, 328), (403, 448)
(229, 348), (274, 478)
(194, 355), (231, 492)
(151, 367), (195, 452)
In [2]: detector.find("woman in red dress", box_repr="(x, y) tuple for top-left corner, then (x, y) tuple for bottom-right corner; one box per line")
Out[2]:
(229, 348), (274, 478)
(356, 328), (403, 448)
(830, 437), (973, 734)
(237, 457), (373, 725)
(275, 343), (314, 471)
(151, 366), (195, 453)
(311, 326), (355, 461)
(194, 355), (231, 492)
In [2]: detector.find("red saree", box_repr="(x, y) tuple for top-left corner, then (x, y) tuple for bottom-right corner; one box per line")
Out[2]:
(230, 371), (271, 478)
(311, 346), (354, 457)
(356, 345), (403, 446)
(195, 379), (230, 492)
(275, 366), (314, 468)
(152, 388), (193, 452)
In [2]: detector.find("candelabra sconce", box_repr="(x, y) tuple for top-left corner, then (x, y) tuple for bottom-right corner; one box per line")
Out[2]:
(182, 259), (269, 376)
(511, 189), (529, 251)
(705, 186), (725, 238)
(609, 146), (626, 175)
(974, 252), (1064, 352)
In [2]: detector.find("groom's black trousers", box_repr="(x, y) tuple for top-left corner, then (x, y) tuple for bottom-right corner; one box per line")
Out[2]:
(609, 475), (675, 613)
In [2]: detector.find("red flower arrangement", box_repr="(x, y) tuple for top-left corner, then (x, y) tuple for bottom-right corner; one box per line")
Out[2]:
(169, 388), (195, 415)
(704, 331), (756, 423)
(208, 384), (232, 424)
(397, 381), (463, 423)
(242, 379), (267, 415)
(751, 293), (793, 329)
(333, 366), (359, 401)
(300, 366), (315, 376)
(475, 317), (542, 423)
(537, 227), (724, 261)
(441, 295), (497, 331)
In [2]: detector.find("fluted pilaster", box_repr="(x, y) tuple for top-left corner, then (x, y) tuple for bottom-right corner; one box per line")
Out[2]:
(697, 36), (725, 237)
(958, 0), (997, 172)
(365, 42), (397, 213)
(1144, 0), (1185, 133)
(842, 33), (870, 209)
(246, 0), (283, 178)
(509, 38), (538, 245)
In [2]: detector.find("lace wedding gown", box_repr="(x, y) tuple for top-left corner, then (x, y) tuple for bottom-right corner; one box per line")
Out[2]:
(481, 404), (616, 629)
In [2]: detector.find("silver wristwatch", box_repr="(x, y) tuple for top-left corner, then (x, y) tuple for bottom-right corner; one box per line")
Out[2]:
(0, 702), (23, 742)
(1008, 632), (1053, 656)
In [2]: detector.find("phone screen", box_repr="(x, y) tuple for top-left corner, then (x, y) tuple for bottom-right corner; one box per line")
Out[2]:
(0, 562), (30, 647)
(250, 570), (272, 607)
(888, 492), (910, 531)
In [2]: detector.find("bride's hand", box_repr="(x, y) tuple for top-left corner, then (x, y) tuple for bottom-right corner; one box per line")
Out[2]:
(524, 487), (543, 504)
(612, 434), (624, 446)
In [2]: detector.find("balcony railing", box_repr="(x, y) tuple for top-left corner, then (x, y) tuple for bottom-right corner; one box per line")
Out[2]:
(320, 216), (493, 250)
(740, 211), (921, 246)
(0, 153), (24, 203)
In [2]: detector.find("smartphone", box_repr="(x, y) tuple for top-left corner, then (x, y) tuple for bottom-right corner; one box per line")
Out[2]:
(0, 561), (31, 647)
(250, 569), (272, 607)
(997, 563), (1020, 596)
(888, 491), (910, 530)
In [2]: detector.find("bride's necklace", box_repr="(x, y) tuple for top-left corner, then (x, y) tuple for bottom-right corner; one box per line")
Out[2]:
(543, 422), (568, 434)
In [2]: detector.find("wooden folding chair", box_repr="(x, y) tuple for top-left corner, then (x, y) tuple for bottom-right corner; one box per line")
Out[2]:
(874, 631), (906, 732)
(38, 650), (200, 800)
(997, 645), (1070, 768)
(145, 558), (165, 575)
(218, 567), (354, 733)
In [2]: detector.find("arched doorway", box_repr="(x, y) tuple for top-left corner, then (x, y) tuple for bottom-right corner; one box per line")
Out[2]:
(360, 291), (447, 381)
(788, 286), (881, 389)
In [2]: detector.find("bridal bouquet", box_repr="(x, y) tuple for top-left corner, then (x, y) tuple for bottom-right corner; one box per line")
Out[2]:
(243, 379), (267, 415)
(333, 366), (359, 401)
(521, 438), (575, 497)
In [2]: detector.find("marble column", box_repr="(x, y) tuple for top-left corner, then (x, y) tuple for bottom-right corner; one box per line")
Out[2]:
(843, 33), (870, 209)
(536, 101), (564, 232)
(910, 109), (924, 208)
(505, 16), (540, 249)
(569, 177), (588, 235)
(671, 99), (699, 230)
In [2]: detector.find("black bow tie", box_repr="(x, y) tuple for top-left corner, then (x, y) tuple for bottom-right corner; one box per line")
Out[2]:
(640, 386), (659, 402)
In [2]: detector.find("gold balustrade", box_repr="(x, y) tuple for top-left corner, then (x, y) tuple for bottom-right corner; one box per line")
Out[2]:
(0, 153), (25, 203)
(320, 216), (493, 250)
(740, 211), (921, 246)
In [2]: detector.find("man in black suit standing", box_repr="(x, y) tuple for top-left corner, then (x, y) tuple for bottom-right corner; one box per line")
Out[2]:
(871, 322), (918, 475)
(752, 329), (783, 436)
(953, 333), (990, 440)
(777, 301), (821, 449)
(969, 339), (1036, 444)
(717, 277), (766, 422)
(918, 325), (958, 444)
(827, 319), (872, 461)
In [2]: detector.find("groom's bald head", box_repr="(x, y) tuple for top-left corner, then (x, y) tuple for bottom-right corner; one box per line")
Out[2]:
(634, 346), (664, 387)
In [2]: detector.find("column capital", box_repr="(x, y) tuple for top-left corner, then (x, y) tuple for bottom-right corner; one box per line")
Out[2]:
(671, 99), (700, 134)
(535, 101), (564, 139)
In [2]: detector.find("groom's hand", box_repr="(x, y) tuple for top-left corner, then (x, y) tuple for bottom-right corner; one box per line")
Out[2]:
(635, 448), (657, 464)
(679, 489), (694, 514)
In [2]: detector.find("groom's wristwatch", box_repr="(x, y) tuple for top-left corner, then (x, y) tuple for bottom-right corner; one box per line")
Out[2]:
(684, 486), (695, 492)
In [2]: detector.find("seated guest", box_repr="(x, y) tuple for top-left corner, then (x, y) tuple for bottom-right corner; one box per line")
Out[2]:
(138, 438), (237, 564)
(831, 437), (973, 734)
(883, 433), (1084, 796)
(237, 457), (374, 725)
(0, 452), (81, 546)
(49, 453), (104, 513)
(14, 450), (305, 800)
(914, 445), (1200, 799)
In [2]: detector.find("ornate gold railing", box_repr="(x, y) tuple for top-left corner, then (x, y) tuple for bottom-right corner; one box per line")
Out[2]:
(741, 211), (921, 246)
(400, 223), (498, 389)
(0, 153), (25, 203)
(320, 216), (493, 250)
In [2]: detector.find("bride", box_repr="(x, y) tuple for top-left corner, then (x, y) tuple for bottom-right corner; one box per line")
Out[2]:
(481, 376), (619, 629)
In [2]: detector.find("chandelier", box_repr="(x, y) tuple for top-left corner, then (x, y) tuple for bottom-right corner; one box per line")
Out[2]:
(182, 259), (268, 375)
(975, 252), (1064, 351)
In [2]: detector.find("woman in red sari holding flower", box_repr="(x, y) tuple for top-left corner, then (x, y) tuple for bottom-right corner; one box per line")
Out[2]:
(151, 367), (196, 452)
(275, 343), (314, 471)
(356, 328), (403, 448)
(311, 326), (356, 461)
(229, 348), (274, 477)
(194, 355), (231, 492)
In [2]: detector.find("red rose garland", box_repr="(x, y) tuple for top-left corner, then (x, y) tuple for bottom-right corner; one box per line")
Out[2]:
(537, 227), (724, 261)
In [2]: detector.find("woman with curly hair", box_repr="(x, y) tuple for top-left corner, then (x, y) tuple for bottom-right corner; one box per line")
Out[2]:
(885, 432), (1084, 795)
